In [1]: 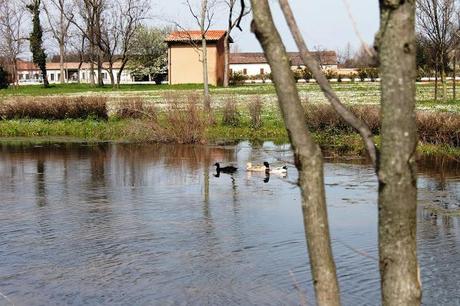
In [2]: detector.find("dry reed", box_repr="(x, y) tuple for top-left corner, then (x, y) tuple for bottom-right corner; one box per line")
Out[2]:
(302, 102), (460, 147)
(0, 96), (108, 120)
(222, 96), (241, 126)
(248, 96), (263, 128)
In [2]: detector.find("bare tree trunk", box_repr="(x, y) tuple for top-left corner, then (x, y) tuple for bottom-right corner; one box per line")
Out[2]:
(435, 54), (438, 102)
(108, 65), (115, 88)
(441, 56), (447, 102)
(97, 51), (104, 86)
(59, 42), (65, 83)
(116, 60), (127, 87)
(89, 39), (95, 86)
(454, 50), (457, 100)
(223, 32), (230, 87)
(376, 1), (421, 305)
(200, 0), (210, 109)
(202, 36), (210, 108)
(250, 2), (340, 305)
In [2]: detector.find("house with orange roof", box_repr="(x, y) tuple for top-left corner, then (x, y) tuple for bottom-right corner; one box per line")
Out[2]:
(165, 30), (231, 86)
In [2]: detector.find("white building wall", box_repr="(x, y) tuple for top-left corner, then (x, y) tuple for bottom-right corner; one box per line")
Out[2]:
(230, 63), (272, 76)
(230, 63), (339, 77)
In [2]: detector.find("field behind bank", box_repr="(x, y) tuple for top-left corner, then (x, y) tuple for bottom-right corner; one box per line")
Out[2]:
(1, 82), (460, 113)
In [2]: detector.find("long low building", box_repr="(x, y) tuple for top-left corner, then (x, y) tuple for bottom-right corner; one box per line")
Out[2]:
(15, 60), (134, 84)
(229, 51), (338, 76)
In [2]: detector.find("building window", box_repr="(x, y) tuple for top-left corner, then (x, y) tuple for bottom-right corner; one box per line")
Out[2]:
(82, 72), (85, 80)
(243, 68), (247, 75)
(58, 73), (61, 80)
(50, 74), (55, 81)
(25, 74), (30, 79)
(260, 68), (264, 75)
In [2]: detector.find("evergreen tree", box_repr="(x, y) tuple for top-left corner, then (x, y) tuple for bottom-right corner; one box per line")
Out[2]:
(27, 0), (49, 87)
(0, 67), (10, 89)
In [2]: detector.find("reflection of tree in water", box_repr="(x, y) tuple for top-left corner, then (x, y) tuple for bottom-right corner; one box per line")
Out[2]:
(36, 159), (46, 207)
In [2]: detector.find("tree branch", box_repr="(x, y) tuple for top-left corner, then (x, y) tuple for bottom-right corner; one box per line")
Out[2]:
(278, 0), (378, 168)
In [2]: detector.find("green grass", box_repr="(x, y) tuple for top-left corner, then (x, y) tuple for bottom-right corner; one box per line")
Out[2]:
(0, 119), (129, 140)
(1, 116), (459, 159)
(0, 83), (208, 96)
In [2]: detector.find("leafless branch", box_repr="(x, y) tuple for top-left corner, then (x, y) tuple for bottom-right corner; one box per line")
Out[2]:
(278, 0), (378, 168)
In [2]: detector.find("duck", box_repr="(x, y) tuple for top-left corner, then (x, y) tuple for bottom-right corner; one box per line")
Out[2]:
(214, 162), (238, 174)
(246, 162), (267, 172)
(265, 162), (288, 174)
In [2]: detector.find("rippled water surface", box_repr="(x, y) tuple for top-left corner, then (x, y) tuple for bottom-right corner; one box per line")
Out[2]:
(0, 142), (459, 305)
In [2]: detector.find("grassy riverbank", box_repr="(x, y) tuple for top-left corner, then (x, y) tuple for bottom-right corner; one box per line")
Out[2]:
(1, 117), (459, 159)
(1, 83), (459, 159)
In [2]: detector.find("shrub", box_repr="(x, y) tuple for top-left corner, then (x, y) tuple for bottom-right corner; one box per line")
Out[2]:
(293, 68), (303, 82)
(165, 94), (207, 143)
(229, 71), (248, 85)
(357, 68), (379, 81)
(302, 102), (460, 147)
(357, 68), (367, 81)
(0, 96), (108, 120)
(222, 96), (240, 126)
(248, 96), (263, 129)
(325, 69), (338, 80)
(366, 68), (379, 81)
(302, 68), (313, 81)
(114, 97), (157, 120)
(0, 67), (9, 89)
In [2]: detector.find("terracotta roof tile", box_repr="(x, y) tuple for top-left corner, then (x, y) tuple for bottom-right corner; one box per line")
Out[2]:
(165, 30), (227, 42)
(229, 51), (338, 66)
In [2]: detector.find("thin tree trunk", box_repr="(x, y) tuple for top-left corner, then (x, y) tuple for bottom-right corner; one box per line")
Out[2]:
(108, 66), (115, 88)
(454, 50), (457, 100)
(376, 1), (421, 305)
(250, 2), (340, 305)
(223, 32), (230, 87)
(116, 60), (128, 87)
(59, 42), (65, 83)
(202, 36), (209, 104)
(441, 57), (447, 102)
(89, 41), (95, 86)
(435, 55), (438, 102)
(200, 0), (210, 110)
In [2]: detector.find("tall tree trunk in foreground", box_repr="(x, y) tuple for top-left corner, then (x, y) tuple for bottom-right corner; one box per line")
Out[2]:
(250, 1), (340, 305)
(376, 0), (421, 304)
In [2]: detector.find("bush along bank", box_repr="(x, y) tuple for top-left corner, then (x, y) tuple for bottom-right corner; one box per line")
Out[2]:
(0, 95), (459, 159)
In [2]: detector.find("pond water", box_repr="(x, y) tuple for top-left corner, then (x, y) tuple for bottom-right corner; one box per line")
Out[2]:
(0, 142), (459, 306)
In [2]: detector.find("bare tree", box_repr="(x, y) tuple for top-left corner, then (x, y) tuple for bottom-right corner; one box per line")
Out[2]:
(251, 0), (421, 304)
(417, 0), (456, 102)
(376, 0), (421, 303)
(250, 2), (341, 305)
(99, 0), (149, 87)
(70, 0), (106, 86)
(223, 0), (250, 87)
(0, 0), (27, 87)
(43, 0), (74, 83)
(185, 0), (218, 109)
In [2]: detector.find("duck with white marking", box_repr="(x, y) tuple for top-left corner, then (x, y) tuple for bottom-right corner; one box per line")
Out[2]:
(265, 162), (288, 174)
(246, 162), (267, 172)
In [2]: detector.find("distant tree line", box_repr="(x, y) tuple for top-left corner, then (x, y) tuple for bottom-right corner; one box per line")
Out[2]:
(0, 0), (171, 88)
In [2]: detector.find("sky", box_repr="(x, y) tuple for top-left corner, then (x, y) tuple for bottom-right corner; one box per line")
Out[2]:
(153, 0), (380, 53)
